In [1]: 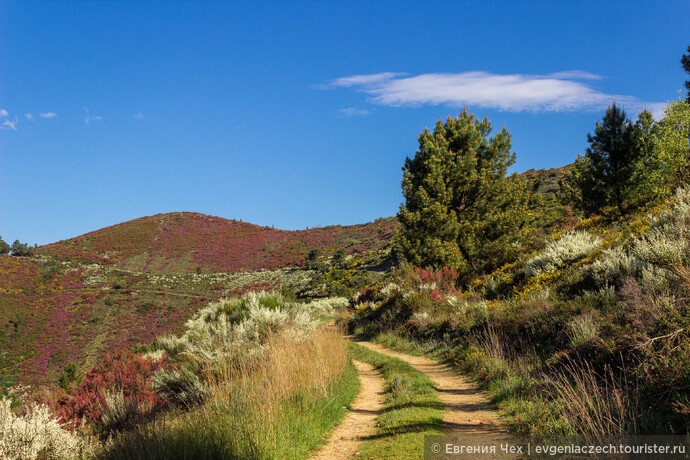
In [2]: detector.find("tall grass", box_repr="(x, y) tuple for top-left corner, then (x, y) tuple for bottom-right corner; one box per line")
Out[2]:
(549, 359), (638, 442)
(100, 328), (358, 459)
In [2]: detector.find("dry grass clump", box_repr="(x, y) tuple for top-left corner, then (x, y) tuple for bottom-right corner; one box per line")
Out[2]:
(549, 359), (637, 442)
(152, 291), (322, 406)
(102, 327), (351, 459)
(207, 327), (348, 433)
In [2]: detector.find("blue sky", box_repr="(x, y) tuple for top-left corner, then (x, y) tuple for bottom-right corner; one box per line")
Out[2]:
(1, 0), (688, 245)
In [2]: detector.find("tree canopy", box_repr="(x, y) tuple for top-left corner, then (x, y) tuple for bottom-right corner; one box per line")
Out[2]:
(396, 110), (529, 282)
(647, 98), (690, 196)
(560, 104), (655, 216)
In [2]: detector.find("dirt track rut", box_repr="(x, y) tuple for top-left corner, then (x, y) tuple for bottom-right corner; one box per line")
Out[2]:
(312, 360), (385, 459)
(314, 339), (515, 459)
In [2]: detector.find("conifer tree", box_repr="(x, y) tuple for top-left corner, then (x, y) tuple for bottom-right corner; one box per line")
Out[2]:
(560, 104), (653, 216)
(10, 240), (35, 257)
(396, 110), (529, 282)
(628, 109), (657, 203)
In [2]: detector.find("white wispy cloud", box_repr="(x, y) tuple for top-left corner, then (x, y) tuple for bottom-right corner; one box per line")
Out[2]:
(324, 71), (663, 114)
(330, 72), (407, 88)
(83, 107), (102, 124)
(134, 112), (144, 120)
(25, 113), (35, 121)
(0, 109), (8, 117)
(338, 107), (371, 117)
(40, 112), (57, 118)
(545, 70), (603, 80)
(1, 118), (18, 131)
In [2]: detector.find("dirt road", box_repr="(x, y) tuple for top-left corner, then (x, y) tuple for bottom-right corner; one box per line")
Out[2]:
(314, 338), (515, 459)
(312, 360), (385, 460)
(354, 340), (511, 436)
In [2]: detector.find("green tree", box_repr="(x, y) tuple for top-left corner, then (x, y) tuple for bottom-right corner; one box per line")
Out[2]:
(628, 108), (657, 203)
(0, 236), (9, 255)
(647, 98), (690, 196)
(10, 240), (35, 257)
(57, 363), (81, 392)
(396, 110), (529, 282)
(682, 45), (690, 102)
(560, 104), (653, 216)
(305, 248), (321, 270)
(332, 249), (347, 268)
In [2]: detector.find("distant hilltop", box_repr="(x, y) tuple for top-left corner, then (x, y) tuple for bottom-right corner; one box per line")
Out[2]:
(37, 212), (398, 273)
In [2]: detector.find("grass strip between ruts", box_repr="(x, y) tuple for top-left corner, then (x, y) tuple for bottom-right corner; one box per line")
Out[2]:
(349, 341), (444, 459)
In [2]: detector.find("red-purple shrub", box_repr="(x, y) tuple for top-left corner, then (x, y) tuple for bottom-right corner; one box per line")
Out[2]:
(39, 349), (167, 433)
(403, 266), (459, 294)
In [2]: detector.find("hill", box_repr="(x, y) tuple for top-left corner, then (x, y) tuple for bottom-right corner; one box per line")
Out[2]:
(38, 212), (398, 273)
(2, 214), (397, 387)
(1, 166), (567, 388)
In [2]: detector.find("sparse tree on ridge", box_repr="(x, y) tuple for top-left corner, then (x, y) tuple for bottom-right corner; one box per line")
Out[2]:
(396, 110), (529, 282)
(10, 240), (36, 257)
(0, 236), (9, 255)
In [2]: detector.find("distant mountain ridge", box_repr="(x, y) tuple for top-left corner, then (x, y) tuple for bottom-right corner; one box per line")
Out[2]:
(38, 212), (398, 273)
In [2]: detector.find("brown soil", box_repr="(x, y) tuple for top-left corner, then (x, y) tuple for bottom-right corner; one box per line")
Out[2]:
(353, 339), (517, 459)
(313, 336), (516, 459)
(312, 360), (385, 460)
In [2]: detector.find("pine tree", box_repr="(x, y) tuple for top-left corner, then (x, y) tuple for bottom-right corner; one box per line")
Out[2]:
(625, 109), (657, 206)
(560, 104), (653, 216)
(0, 236), (9, 255)
(396, 110), (529, 282)
(10, 240), (35, 257)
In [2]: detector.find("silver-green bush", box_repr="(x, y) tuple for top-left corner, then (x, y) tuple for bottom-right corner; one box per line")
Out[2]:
(525, 231), (602, 277)
(631, 188), (690, 288)
(0, 397), (93, 460)
(153, 291), (322, 406)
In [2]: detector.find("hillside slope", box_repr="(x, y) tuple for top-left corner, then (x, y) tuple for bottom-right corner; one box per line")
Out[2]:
(38, 213), (398, 273)
(0, 254), (318, 385)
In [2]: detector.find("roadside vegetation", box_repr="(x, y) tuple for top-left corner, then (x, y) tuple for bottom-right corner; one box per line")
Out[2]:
(0, 292), (358, 459)
(346, 94), (690, 440)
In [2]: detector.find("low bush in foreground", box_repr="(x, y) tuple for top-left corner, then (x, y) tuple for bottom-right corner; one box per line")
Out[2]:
(0, 397), (96, 460)
(37, 349), (167, 435)
(99, 328), (357, 460)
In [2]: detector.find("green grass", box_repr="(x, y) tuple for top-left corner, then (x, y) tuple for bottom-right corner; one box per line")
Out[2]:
(349, 342), (444, 459)
(362, 330), (573, 437)
(99, 360), (361, 460)
(272, 361), (361, 459)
